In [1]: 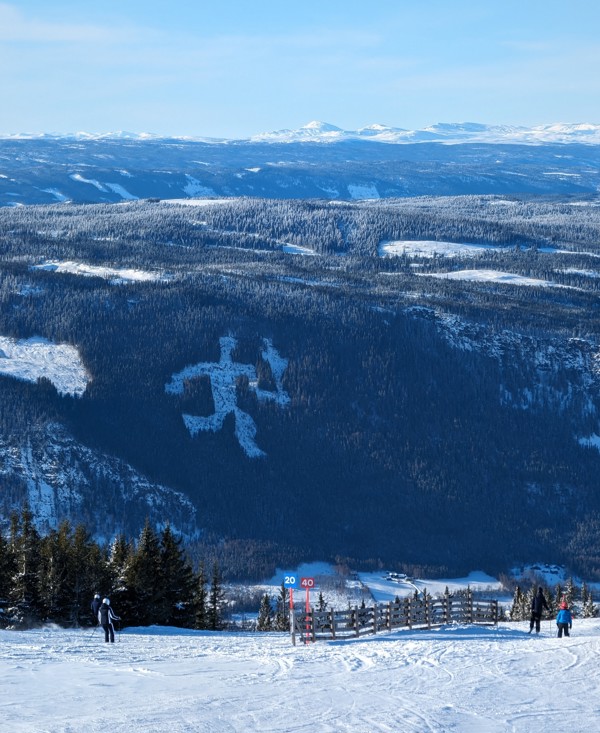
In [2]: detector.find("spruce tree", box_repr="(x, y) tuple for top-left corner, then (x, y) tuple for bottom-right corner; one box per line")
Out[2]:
(159, 524), (195, 627)
(194, 561), (208, 630)
(274, 582), (290, 631)
(257, 593), (273, 631)
(0, 529), (15, 627)
(38, 521), (74, 625)
(554, 583), (564, 613)
(207, 561), (224, 630)
(8, 506), (43, 627)
(565, 577), (577, 608)
(317, 591), (327, 612)
(510, 585), (524, 621)
(107, 533), (134, 622)
(583, 591), (596, 618)
(70, 523), (109, 627)
(125, 519), (163, 625)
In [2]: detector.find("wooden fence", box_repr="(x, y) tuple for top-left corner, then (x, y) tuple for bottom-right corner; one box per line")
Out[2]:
(290, 591), (498, 645)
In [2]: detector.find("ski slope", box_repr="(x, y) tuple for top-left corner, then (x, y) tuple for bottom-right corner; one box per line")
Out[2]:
(2, 620), (600, 732)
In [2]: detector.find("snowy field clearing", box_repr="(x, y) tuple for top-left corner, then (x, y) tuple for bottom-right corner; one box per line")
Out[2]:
(422, 269), (573, 288)
(32, 260), (168, 284)
(2, 620), (600, 733)
(379, 240), (503, 258)
(0, 335), (88, 396)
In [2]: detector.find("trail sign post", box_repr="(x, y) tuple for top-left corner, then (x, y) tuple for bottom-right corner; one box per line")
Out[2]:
(300, 577), (315, 643)
(283, 574), (298, 612)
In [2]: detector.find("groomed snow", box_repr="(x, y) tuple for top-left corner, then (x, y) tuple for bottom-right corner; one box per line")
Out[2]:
(3, 620), (600, 732)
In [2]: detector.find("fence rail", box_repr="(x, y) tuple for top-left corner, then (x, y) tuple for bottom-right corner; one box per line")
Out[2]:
(291, 591), (498, 645)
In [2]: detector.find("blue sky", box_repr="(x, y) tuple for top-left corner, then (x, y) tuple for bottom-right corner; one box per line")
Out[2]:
(2, 0), (600, 137)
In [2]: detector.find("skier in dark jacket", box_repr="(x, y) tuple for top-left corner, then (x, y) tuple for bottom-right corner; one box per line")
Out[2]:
(91, 594), (102, 625)
(556, 601), (573, 638)
(98, 598), (121, 643)
(528, 586), (549, 633)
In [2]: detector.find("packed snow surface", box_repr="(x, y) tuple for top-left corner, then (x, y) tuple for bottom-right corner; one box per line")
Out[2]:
(2, 620), (600, 732)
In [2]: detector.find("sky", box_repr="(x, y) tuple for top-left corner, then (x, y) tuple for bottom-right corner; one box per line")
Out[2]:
(1, 0), (600, 138)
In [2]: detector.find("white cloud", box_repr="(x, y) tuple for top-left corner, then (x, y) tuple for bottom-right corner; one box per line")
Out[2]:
(0, 3), (137, 43)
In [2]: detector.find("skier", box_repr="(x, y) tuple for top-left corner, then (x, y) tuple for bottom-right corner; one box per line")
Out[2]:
(528, 586), (549, 634)
(98, 598), (121, 643)
(91, 593), (102, 625)
(556, 601), (573, 638)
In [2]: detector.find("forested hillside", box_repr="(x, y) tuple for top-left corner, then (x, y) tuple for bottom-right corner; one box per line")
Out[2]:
(2, 136), (600, 205)
(1, 195), (600, 579)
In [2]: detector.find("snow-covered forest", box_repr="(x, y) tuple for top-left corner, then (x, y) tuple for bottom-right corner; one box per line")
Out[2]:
(1, 195), (600, 578)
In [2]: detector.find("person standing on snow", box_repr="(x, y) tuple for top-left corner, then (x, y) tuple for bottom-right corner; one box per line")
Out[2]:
(98, 598), (121, 643)
(528, 586), (549, 633)
(556, 601), (573, 638)
(91, 593), (102, 625)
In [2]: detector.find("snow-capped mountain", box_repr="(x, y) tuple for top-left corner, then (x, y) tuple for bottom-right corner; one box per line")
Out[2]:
(3, 120), (600, 145)
(249, 120), (600, 145)
(2, 124), (600, 207)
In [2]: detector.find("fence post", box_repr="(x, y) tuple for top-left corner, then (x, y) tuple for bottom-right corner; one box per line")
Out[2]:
(372, 605), (378, 635)
(407, 597), (412, 630)
(310, 609), (316, 642)
(330, 608), (336, 640)
(354, 606), (360, 637)
(493, 600), (498, 625)
(467, 588), (473, 624)
(290, 610), (296, 646)
(387, 601), (393, 631)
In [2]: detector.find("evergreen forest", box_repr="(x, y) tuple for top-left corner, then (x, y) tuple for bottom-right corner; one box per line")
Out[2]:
(1, 195), (600, 580)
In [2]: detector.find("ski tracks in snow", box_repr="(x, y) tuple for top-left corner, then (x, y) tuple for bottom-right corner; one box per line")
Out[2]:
(3, 623), (600, 732)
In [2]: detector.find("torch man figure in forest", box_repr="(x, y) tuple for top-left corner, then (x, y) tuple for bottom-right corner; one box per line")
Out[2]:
(165, 335), (290, 458)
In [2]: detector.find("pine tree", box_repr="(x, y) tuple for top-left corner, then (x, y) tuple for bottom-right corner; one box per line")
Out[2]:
(125, 519), (163, 625)
(257, 593), (273, 631)
(510, 585), (525, 621)
(317, 591), (327, 612)
(194, 561), (208, 630)
(0, 529), (15, 627)
(38, 521), (74, 624)
(525, 586), (537, 622)
(69, 523), (108, 627)
(274, 582), (290, 631)
(581, 581), (589, 607)
(8, 505), (43, 627)
(565, 577), (577, 608)
(553, 583), (564, 614)
(583, 592), (596, 618)
(107, 533), (134, 622)
(207, 561), (224, 631)
(159, 524), (195, 627)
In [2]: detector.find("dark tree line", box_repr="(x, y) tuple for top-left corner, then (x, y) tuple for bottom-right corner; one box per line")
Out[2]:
(0, 505), (225, 631)
(509, 579), (597, 620)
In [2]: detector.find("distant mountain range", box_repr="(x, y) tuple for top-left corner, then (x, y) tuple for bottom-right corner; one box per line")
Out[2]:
(2, 121), (600, 207)
(3, 120), (600, 145)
